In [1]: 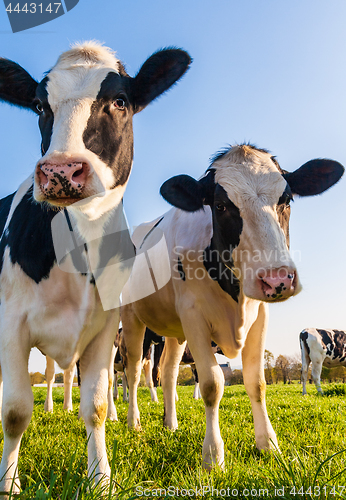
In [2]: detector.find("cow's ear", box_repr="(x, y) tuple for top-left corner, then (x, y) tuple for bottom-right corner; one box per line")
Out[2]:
(284, 159), (344, 196)
(160, 175), (205, 212)
(130, 48), (192, 113)
(0, 59), (38, 111)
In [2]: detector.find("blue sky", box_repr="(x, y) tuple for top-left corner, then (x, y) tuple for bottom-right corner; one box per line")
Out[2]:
(0, 0), (345, 373)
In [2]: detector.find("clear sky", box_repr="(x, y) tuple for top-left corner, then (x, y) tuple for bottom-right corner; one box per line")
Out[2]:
(0, 0), (345, 373)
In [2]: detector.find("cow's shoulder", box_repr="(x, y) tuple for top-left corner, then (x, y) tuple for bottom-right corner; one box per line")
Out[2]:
(1, 186), (58, 283)
(0, 192), (15, 237)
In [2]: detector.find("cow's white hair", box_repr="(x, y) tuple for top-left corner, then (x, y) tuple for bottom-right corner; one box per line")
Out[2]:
(213, 145), (286, 210)
(53, 40), (120, 72)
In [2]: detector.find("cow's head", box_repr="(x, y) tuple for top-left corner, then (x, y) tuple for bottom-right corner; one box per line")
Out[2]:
(160, 144), (344, 302)
(0, 42), (191, 218)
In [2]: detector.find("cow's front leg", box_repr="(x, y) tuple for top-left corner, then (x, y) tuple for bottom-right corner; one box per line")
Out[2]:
(44, 356), (55, 412)
(79, 310), (119, 483)
(143, 357), (159, 403)
(63, 363), (75, 412)
(0, 322), (33, 494)
(180, 312), (224, 470)
(107, 345), (117, 421)
(242, 303), (278, 451)
(160, 337), (186, 430)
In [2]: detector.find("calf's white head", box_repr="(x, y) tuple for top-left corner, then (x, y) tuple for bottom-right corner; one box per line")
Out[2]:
(161, 144), (344, 302)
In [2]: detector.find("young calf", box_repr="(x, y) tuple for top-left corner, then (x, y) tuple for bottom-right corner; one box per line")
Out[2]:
(0, 41), (191, 493)
(300, 328), (346, 395)
(121, 144), (343, 469)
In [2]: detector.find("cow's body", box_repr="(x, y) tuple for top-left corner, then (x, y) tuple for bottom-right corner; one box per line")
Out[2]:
(300, 328), (346, 395)
(115, 327), (163, 402)
(0, 42), (191, 493)
(121, 144), (343, 468)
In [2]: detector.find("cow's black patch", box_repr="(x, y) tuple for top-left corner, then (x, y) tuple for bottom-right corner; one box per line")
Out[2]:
(177, 257), (185, 281)
(204, 247), (240, 302)
(36, 76), (53, 155)
(0, 186), (58, 283)
(142, 328), (163, 362)
(203, 184), (242, 302)
(299, 329), (310, 356)
(317, 329), (334, 356)
(83, 72), (134, 188)
(330, 330), (346, 360)
(191, 365), (198, 383)
(0, 192), (15, 275)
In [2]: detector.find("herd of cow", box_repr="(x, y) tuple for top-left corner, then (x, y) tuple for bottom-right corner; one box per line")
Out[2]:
(0, 41), (344, 494)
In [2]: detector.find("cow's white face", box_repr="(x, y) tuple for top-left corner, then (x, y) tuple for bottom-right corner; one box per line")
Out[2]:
(34, 44), (128, 218)
(0, 42), (192, 220)
(160, 144), (344, 303)
(213, 146), (298, 301)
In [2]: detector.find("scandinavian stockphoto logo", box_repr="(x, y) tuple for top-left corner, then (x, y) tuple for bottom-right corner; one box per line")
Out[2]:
(3, 0), (79, 33)
(51, 204), (172, 311)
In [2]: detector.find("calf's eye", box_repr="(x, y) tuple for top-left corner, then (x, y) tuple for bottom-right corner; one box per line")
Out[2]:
(215, 204), (226, 212)
(114, 98), (126, 110)
(36, 102), (44, 114)
(278, 192), (293, 206)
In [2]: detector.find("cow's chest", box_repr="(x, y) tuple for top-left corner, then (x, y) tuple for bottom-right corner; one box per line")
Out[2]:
(1, 256), (110, 368)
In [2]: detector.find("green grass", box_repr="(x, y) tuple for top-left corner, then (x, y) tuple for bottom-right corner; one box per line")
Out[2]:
(0, 384), (346, 499)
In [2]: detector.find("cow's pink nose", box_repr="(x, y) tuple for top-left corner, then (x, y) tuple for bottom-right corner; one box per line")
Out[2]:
(37, 162), (89, 199)
(257, 268), (296, 301)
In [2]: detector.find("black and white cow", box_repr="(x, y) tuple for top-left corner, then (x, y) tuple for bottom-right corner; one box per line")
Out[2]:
(0, 41), (191, 493)
(121, 144), (344, 469)
(300, 328), (346, 395)
(115, 327), (164, 402)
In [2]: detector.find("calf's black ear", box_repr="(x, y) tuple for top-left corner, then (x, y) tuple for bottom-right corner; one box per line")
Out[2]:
(284, 159), (344, 196)
(130, 48), (192, 113)
(0, 59), (38, 111)
(160, 175), (205, 212)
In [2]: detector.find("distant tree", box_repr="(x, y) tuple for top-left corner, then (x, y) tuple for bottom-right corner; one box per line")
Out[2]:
(30, 372), (46, 386)
(55, 373), (63, 383)
(287, 354), (302, 382)
(275, 355), (290, 384)
(264, 350), (274, 384)
(229, 369), (243, 385)
(177, 366), (195, 386)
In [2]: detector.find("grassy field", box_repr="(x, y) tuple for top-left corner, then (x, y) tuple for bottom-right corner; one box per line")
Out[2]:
(0, 383), (345, 499)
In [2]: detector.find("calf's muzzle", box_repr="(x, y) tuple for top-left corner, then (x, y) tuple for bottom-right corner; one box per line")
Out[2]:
(36, 161), (90, 200)
(257, 267), (297, 301)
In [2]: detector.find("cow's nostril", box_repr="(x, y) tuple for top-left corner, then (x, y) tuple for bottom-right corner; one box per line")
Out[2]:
(38, 167), (48, 186)
(72, 168), (84, 180)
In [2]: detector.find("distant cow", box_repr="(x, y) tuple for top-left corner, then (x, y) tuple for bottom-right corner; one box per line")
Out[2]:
(44, 356), (76, 413)
(300, 328), (346, 395)
(115, 327), (164, 402)
(121, 144), (343, 469)
(0, 41), (191, 493)
(160, 340), (225, 399)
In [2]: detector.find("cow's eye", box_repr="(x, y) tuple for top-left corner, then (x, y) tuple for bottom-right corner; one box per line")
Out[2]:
(36, 102), (44, 114)
(215, 203), (226, 212)
(114, 98), (126, 110)
(278, 191), (293, 206)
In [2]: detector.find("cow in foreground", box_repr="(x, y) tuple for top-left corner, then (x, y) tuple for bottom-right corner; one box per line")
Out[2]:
(121, 144), (344, 469)
(300, 328), (346, 395)
(0, 41), (191, 493)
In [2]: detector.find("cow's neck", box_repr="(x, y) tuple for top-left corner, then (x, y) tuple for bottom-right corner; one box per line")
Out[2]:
(203, 238), (240, 302)
(66, 198), (129, 277)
